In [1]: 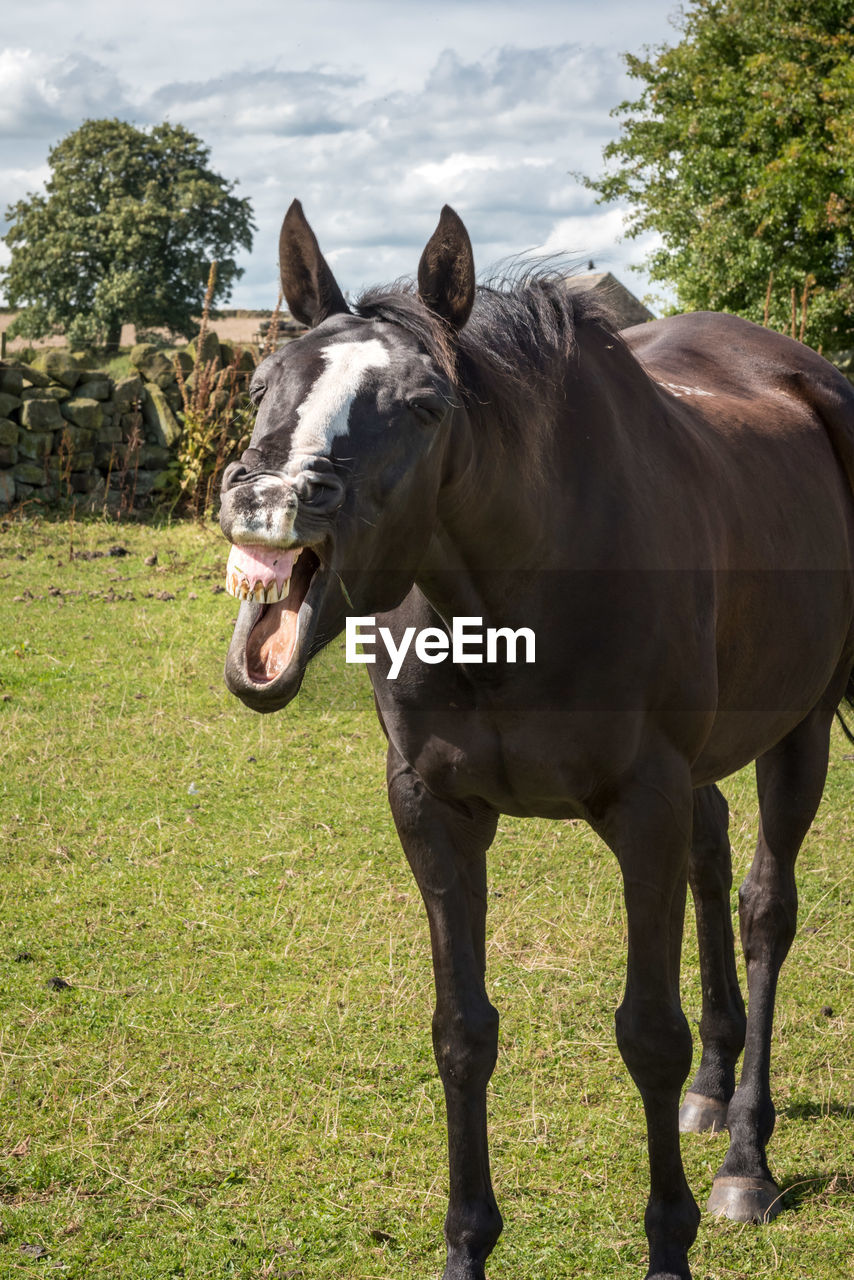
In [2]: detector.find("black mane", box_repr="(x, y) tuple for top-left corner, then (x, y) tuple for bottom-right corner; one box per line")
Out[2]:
(355, 272), (619, 440)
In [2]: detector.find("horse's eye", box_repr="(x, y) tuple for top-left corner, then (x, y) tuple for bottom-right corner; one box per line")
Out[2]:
(249, 380), (266, 407)
(406, 393), (446, 425)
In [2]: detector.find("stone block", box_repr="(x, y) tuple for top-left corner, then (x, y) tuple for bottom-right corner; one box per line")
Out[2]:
(59, 425), (96, 451)
(80, 476), (109, 513)
(67, 451), (95, 471)
(162, 383), (183, 412)
(113, 375), (144, 412)
(17, 362), (50, 388)
(0, 470), (16, 505)
(13, 461), (48, 486)
(189, 330), (221, 367)
(0, 446), (17, 467)
(234, 346), (257, 372)
(23, 478), (60, 503)
(75, 377), (111, 401)
(0, 418), (18, 446)
(20, 398), (64, 431)
(69, 471), (99, 493)
(61, 397), (103, 431)
(98, 423), (123, 444)
(0, 392), (22, 418)
(142, 384), (181, 448)
(139, 444), (171, 468)
(95, 442), (120, 468)
(0, 366), (24, 396)
(131, 469), (159, 496)
(30, 350), (81, 389)
(130, 343), (176, 383)
(17, 430), (54, 461)
(21, 385), (70, 402)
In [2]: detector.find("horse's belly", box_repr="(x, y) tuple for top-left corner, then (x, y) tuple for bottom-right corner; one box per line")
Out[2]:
(693, 573), (854, 780)
(391, 701), (662, 820)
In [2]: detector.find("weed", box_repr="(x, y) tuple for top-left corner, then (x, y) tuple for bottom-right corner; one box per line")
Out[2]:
(170, 263), (254, 520)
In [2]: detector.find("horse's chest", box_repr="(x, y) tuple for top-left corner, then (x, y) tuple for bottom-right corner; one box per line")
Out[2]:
(382, 695), (620, 820)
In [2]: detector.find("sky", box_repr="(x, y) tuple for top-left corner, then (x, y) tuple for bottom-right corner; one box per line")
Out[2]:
(1, 0), (684, 313)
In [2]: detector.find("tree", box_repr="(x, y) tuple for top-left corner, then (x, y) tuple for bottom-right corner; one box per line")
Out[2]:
(585, 0), (854, 352)
(2, 118), (255, 349)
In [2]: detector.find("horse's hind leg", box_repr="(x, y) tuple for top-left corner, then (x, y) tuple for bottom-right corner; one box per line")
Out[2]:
(679, 785), (746, 1134)
(708, 708), (833, 1223)
(386, 746), (502, 1280)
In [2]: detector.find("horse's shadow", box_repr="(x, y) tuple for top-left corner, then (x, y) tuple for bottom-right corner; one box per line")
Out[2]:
(773, 1101), (853, 1208)
(778, 1171), (854, 1211)
(784, 1100), (854, 1121)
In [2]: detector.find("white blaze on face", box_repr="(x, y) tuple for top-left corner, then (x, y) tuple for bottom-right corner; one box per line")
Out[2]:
(288, 338), (390, 471)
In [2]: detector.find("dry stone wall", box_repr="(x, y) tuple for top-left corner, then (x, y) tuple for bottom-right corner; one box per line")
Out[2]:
(0, 339), (258, 514)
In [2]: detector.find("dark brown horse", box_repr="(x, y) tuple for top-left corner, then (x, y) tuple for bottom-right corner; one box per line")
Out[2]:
(219, 201), (854, 1280)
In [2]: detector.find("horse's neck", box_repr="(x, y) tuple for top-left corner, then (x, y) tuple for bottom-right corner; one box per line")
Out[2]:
(419, 406), (566, 623)
(420, 332), (672, 620)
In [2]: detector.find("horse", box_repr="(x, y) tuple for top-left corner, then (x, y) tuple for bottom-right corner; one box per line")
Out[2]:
(219, 200), (854, 1280)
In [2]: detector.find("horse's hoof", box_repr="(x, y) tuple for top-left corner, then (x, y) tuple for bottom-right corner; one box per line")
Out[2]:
(679, 1091), (728, 1134)
(707, 1175), (784, 1223)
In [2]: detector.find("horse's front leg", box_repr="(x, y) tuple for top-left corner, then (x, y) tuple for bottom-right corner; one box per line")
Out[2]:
(387, 745), (501, 1280)
(597, 757), (701, 1280)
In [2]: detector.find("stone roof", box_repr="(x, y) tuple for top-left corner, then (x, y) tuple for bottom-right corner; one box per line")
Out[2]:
(569, 271), (655, 329)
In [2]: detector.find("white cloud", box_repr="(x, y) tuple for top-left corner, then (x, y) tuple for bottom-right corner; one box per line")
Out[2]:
(542, 207), (629, 260)
(0, 48), (130, 141)
(412, 154), (502, 187)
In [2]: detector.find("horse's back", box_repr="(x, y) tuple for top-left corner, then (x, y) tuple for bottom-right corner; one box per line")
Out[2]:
(623, 311), (854, 496)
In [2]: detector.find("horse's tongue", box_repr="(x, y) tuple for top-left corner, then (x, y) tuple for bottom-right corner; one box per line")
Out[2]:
(226, 544), (298, 598)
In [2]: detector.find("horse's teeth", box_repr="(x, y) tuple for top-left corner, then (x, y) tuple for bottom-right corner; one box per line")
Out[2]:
(225, 554), (300, 602)
(227, 572), (251, 600)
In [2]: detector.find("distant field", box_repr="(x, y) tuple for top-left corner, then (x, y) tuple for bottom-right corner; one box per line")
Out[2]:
(1, 516), (852, 1279)
(0, 312), (273, 354)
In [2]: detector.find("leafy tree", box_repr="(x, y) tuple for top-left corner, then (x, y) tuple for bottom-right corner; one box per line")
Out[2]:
(585, 0), (854, 352)
(2, 118), (255, 349)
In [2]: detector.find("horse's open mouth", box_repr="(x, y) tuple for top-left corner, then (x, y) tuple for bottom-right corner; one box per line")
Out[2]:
(225, 542), (322, 684)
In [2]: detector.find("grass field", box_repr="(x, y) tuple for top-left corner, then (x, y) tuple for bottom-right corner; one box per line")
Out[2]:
(1, 515), (851, 1279)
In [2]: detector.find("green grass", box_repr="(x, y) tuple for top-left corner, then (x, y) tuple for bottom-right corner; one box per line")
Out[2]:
(0, 515), (851, 1279)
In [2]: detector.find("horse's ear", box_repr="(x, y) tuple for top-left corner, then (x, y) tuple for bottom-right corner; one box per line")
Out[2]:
(417, 206), (475, 332)
(279, 199), (350, 329)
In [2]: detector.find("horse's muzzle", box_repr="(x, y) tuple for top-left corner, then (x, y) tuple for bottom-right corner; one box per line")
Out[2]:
(220, 455), (346, 544)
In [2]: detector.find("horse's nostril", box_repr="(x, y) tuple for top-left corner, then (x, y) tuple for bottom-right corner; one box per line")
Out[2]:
(292, 469), (346, 511)
(221, 461), (248, 492)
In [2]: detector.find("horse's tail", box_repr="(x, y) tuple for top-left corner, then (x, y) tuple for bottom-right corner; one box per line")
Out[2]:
(799, 357), (854, 744)
(838, 669), (854, 744)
